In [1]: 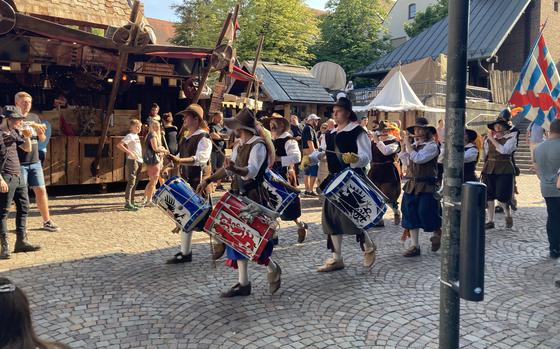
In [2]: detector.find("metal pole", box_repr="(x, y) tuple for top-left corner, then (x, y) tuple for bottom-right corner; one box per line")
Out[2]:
(439, 0), (470, 348)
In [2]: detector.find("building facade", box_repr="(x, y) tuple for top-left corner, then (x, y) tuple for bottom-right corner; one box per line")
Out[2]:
(383, 0), (438, 48)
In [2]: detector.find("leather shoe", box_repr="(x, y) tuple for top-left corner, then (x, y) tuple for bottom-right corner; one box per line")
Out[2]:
(374, 220), (385, 228)
(403, 246), (421, 257)
(297, 223), (308, 243)
(505, 217), (513, 229)
(211, 241), (226, 260)
(221, 283), (251, 298)
(317, 258), (345, 272)
(430, 231), (442, 252)
(394, 212), (401, 225)
(13, 240), (41, 253)
(485, 222), (495, 230)
(166, 252), (192, 264)
(267, 262), (282, 294)
(363, 249), (376, 268)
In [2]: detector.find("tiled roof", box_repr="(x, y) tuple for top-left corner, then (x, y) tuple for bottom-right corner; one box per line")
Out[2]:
(247, 61), (334, 104)
(357, 0), (532, 76)
(14, 0), (132, 27)
(146, 17), (176, 45)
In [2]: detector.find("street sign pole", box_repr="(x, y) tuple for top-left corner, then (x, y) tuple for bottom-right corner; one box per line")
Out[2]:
(439, 0), (470, 348)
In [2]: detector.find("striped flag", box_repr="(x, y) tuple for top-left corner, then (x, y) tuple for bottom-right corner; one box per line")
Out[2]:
(509, 33), (560, 130)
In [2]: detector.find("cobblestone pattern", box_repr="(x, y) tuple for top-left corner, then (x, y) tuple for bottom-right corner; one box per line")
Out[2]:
(0, 175), (559, 348)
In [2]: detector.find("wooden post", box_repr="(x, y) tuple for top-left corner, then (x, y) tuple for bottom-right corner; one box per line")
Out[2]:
(92, 0), (141, 175)
(245, 33), (265, 98)
(192, 8), (236, 104)
(283, 103), (291, 118)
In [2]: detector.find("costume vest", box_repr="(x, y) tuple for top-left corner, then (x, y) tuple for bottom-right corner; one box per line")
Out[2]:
(481, 137), (515, 175)
(325, 126), (365, 174)
(272, 136), (292, 178)
(463, 144), (478, 182)
(369, 139), (401, 184)
(403, 142), (439, 194)
(230, 139), (268, 205)
(179, 131), (210, 188)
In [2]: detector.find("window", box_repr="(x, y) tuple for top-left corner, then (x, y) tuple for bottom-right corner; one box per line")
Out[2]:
(408, 3), (417, 19)
(555, 1), (559, 12)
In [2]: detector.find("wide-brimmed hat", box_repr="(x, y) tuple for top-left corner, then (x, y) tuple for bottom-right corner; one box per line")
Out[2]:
(1, 106), (25, 120)
(224, 108), (257, 134)
(487, 114), (512, 130)
(465, 128), (478, 142)
(333, 97), (358, 121)
(262, 113), (290, 132)
(406, 117), (437, 135)
(177, 104), (204, 121)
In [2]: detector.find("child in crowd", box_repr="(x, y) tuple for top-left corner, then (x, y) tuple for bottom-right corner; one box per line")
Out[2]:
(117, 119), (143, 210)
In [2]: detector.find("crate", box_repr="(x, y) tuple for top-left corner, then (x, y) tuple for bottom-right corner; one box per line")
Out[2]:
(50, 137), (67, 185)
(79, 137), (112, 184)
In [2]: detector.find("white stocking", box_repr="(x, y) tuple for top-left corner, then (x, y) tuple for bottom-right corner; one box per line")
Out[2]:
(363, 232), (376, 253)
(181, 231), (193, 255)
(238, 260), (249, 286)
(487, 201), (495, 223)
(504, 204), (512, 218)
(331, 235), (343, 261)
(410, 229), (420, 247)
(266, 259), (278, 273)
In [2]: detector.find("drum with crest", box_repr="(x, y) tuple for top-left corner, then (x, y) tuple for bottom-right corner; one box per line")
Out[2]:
(204, 192), (278, 263)
(153, 176), (211, 232)
(263, 169), (298, 215)
(321, 168), (387, 233)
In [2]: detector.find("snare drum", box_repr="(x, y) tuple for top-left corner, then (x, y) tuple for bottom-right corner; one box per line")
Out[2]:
(322, 168), (387, 232)
(263, 169), (297, 214)
(153, 176), (211, 232)
(204, 192), (277, 263)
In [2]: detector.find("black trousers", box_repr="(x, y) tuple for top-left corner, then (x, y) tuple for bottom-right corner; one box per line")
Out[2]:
(545, 197), (560, 254)
(0, 174), (29, 238)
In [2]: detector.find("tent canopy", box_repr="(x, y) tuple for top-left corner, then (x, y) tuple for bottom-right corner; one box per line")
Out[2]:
(354, 70), (445, 113)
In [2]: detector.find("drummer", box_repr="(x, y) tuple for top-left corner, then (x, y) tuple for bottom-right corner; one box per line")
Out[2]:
(197, 108), (282, 298)
(165, 104), (224, 264)
(310, 97), (377, 272)
(263, 113), (308, 243)
(399, 117), (442, 257)
(368, 121), (402, 226)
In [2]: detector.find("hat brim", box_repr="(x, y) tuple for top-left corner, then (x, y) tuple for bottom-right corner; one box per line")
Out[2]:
(224, 118), (256, 134)
(262, 116), (289, 132)
(406, 124), (437, 135)
(465, 129), (478, 142)
(487, 120), (511, 130)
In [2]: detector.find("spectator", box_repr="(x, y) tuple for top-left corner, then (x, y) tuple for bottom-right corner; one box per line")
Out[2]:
(117, 119), (143, 211)
(162, 113), (178, 156)
(533, 119), (560, 259)
(0, 277), (70, 348)
(0, 106), (40, 259)
(290, 115), (303, 183)
(360, 115), (369, 132)
(15, 92), (60, 232)
(527, 121), (547, 165)
(147, 103), (161, 125)
(208, 112), (227, 190)
(317, 122), (330, 187)
(302, 114), (320, 196)
(142, 121), (168, 207)
(37, 119), (51, 165)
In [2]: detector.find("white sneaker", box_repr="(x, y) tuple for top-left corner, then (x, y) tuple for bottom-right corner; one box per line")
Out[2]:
(42, 220), (61, 232)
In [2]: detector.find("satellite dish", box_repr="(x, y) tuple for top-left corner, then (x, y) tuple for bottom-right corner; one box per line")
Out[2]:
(311, 61), (347, 91)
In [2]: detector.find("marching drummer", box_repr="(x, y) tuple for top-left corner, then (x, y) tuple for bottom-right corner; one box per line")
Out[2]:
(197, 108), (282, 298)
(368, 121), (402, 226)
(263, 113), (308, 243)
(310, 97), (377, 272)
(398, 117), (442, 257)
(165, 104), (225, 264)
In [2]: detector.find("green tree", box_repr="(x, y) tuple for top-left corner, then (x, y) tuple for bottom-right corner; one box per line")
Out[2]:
(172, 0), (320, 65)
(311, 0), (391, 78)
(404, 0), (448, 38)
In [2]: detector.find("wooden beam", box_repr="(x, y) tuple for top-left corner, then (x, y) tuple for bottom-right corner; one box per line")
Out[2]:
(92, 1), (142, 175)
(15, 13), (118, 51)
(245, 33), (265, 98)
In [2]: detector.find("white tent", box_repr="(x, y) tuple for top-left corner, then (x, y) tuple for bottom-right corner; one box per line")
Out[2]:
(353, 70), (445, 113)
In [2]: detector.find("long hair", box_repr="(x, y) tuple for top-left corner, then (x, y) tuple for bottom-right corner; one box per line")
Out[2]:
(146, 120), (162, 145)
(0, 278), (69, 349)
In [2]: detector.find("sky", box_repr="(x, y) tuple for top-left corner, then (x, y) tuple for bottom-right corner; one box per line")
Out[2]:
(143, 0), (328, 21)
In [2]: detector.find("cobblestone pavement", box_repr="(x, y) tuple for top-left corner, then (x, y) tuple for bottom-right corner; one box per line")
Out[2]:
(1, 175), (559, 348)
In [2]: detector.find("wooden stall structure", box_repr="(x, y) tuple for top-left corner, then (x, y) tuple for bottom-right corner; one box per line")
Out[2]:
(0, 0), (255, 186)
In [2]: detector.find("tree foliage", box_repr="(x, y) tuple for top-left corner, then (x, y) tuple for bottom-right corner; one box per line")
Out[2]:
(310, 0), (390, 78)
(404, 0), (448, 38)
(172, 0), (320, 65)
